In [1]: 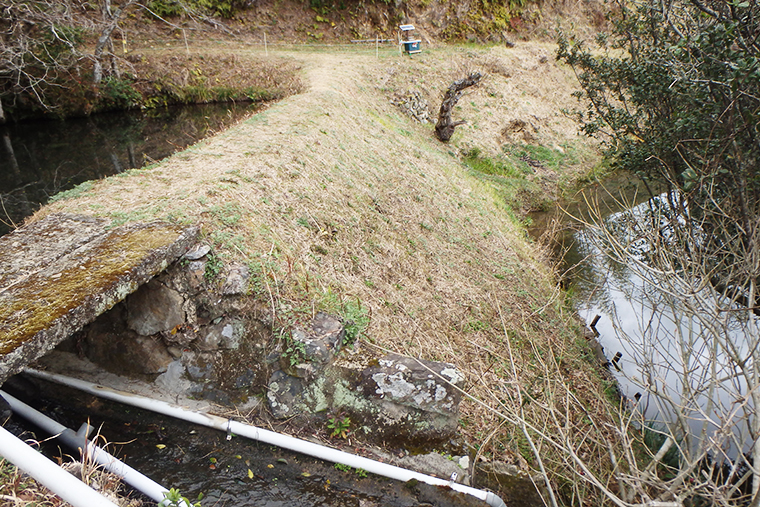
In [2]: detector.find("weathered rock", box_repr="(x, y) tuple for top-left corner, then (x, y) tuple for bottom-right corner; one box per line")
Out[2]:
(184, 244), (210, 260)
(84, 313), (173, 375)
(474, 461), (546, 506)
(182, 260), (206, 291)
(221, 263), (249, 295)
(0, 214), (108, 289)
(193, 318), (245, 351)
(183, 352), (216, 381)
(220, 320), (244, 349)
(131, 336), (174, 374)
(0, 214), (199, 385)
(267, 350), (465, 444)
(40, 247), (275, 405)
(391, 90), (431, 124)
(126, 279), (185, 336)
(267, 369), (306, 418)
(347, 354), (464, 442)
(280, 312), (345, 375)
(196, 322), (225, 351)
(395, 452), (471, 485)
(361, 353), (463, 416)
(155, 360), (194, 393)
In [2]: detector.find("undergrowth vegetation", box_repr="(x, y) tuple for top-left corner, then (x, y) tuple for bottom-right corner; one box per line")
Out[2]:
(146, 0), (249, 18)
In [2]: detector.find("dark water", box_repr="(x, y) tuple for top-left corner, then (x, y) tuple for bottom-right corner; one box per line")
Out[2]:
(0, 103), (255, 236)
(3, 377), (484, 507)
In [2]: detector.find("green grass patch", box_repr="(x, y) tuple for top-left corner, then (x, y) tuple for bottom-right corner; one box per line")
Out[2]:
(205, 203), (244, 227)
(48, 181), (95, 202)
(503, 143), (579, 172)
(462, 148), (526, 177)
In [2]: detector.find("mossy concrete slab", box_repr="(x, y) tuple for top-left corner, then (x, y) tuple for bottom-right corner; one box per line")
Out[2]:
(0, 214), (199, 385)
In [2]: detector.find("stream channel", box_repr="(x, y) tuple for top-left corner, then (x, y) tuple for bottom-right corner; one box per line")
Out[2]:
(3, 375), (478, 507)
(0, 106), (488, 506)
(537, 173), (756, 459)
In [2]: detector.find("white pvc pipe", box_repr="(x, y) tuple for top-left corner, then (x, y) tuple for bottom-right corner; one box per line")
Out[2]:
(0, 390), (191, 507)
(25, 368), (507, 507)
(0, 424), (120, 507)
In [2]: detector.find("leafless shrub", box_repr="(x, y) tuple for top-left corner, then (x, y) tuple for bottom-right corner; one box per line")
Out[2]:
(502, 183), (760, 506)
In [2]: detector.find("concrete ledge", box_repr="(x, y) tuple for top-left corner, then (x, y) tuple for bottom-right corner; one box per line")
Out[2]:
(0, 214), (199, 385)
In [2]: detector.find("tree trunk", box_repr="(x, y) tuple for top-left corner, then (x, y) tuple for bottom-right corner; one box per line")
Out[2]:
(0, 99), (5, 124)
(434, 72), (482, 142)
(93, 0), (136, 84)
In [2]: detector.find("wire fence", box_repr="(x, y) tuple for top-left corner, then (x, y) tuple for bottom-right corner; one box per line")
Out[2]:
(122, 32), (429, 58)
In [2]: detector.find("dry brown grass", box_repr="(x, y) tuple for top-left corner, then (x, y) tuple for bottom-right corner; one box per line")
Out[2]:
(0, 456), (141, 507)
(126, 50), (305, 102)
(33, 42), (611, 482)
(0, 457), (70, 507)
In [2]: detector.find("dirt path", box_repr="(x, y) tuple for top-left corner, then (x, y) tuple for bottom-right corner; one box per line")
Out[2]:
(34, 43), (604, 452)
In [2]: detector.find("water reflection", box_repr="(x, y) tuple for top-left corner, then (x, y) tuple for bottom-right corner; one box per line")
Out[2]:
(0, 103), (256, 236)
(568, 193), (758, 458)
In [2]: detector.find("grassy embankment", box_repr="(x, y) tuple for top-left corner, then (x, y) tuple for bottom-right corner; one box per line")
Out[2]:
(32, 41), (611, 489)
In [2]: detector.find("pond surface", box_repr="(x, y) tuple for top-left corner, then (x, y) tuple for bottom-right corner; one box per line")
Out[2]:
(551, 178), (757, 457)
(0, 103), (256, 236)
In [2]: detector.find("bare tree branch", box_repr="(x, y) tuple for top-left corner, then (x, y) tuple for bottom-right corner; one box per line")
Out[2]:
(434, 72), (482, 142)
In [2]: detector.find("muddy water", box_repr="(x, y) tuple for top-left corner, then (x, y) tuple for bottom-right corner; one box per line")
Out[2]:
(0, 103), (256, 236)
(4, 378), (485, 507)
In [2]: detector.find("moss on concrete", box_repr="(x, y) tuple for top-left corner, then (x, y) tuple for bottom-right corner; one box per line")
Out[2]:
(0, 214), (198, 382)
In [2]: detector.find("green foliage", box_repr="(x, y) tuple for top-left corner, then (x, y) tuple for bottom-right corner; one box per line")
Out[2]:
(558, 0), (760, 308)
(505, 144), (578, 173)
(204, 252), (223, 281)
(97, 77), (142, 112)
(283, 335), (308, 366)
(340, 299), (369, 347)
(158, 488), (203, 507)
(48, 181), (94, 203)
(333, 463), (366, 476)
(440, 0), (534, 39)
(557, 0), (760, 228)
(243, 87), (276, 102)
(39, 25), (86, 60)
(198, 0), (249, 17)
(147, 0), (248, 18)
(207, 203), (243, 227)
(460, 147), (547, 212)
(463, 147), (525, 177)
(146, 0), (185, 17)
(639, 424), (681, 478)
(327, 416), (351, 438)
